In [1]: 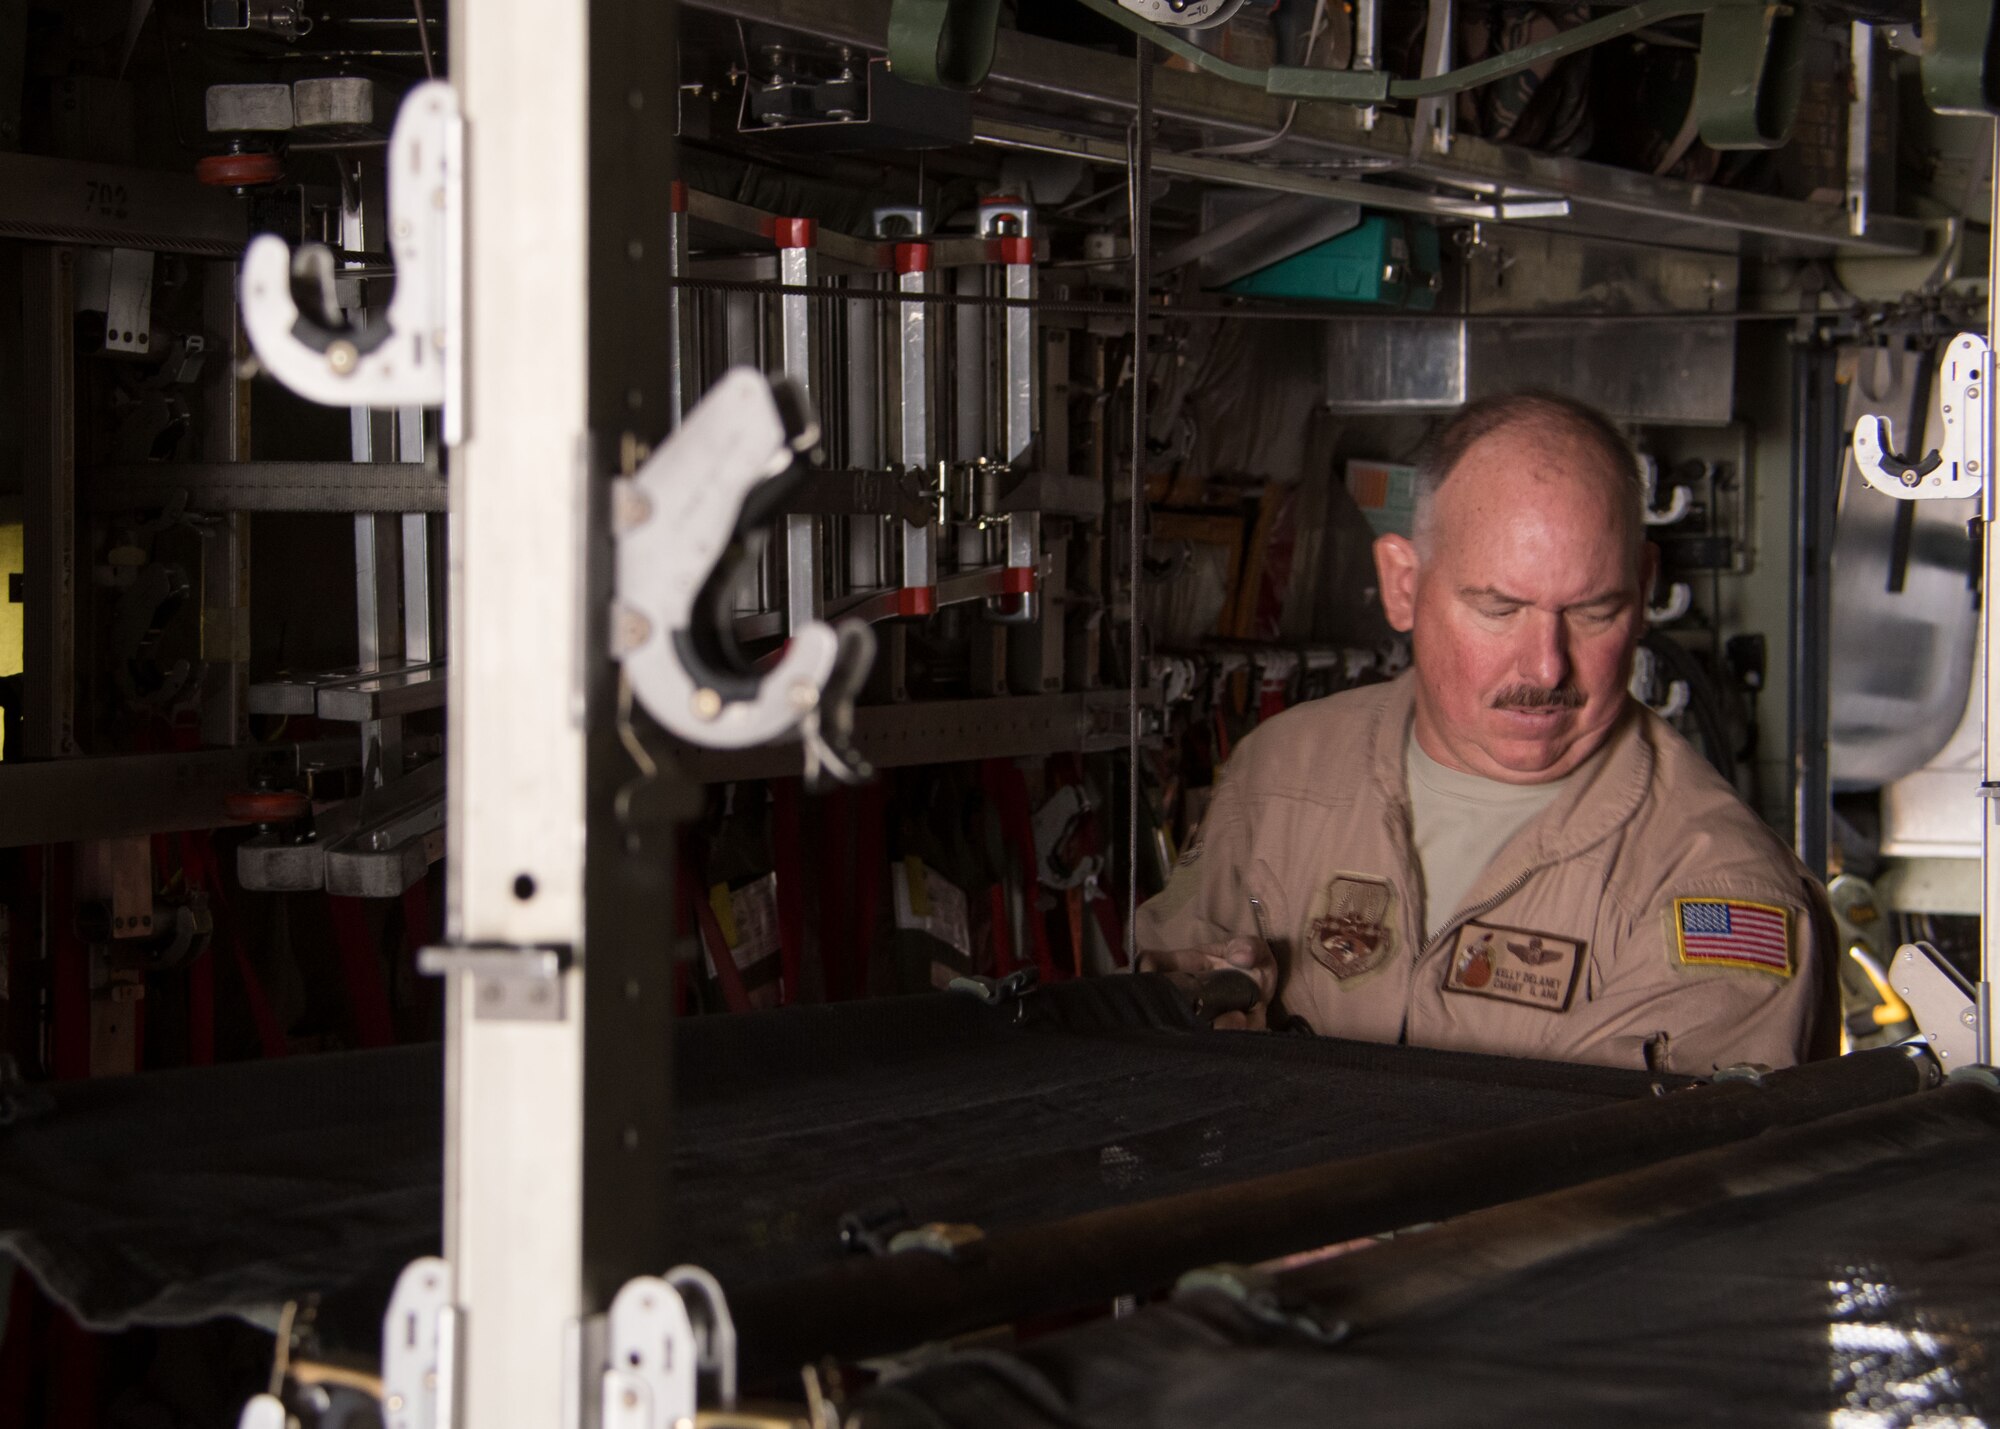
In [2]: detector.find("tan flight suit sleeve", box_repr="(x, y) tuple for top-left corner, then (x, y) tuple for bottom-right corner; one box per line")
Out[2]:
(1589, 872), (1831, 1075)
(1134, 765), (1259, 956)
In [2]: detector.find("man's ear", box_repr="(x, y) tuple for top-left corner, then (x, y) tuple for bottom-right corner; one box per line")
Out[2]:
(1375, 534), (1420, 633)
(1640, 539), (1660, 596)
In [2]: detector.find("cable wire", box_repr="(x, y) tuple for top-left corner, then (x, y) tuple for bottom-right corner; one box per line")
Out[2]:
(1126, 47), (1153, 964)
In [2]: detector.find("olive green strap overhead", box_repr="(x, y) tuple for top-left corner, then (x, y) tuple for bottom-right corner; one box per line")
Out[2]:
(1692, 0), (1806, 150)
(1919, 0), (1999, 116)
(1071, 0), (1708, 105)
(887, 0), (1004, 90)
(893, 0), (1992, 132)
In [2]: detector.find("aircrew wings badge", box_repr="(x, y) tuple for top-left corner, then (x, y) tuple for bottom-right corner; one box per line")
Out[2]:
(1671, 897), (1793, 977)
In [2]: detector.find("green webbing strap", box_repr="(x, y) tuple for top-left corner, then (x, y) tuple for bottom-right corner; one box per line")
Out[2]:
(893, 0), (1992, 133)
(1071, 0), (1708, 106)
(1919, 0), (1999, 116)
(1693, 0), (1806, 150)
(887, 0), (1004, 90)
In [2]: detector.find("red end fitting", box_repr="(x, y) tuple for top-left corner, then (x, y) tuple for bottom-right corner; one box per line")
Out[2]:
(771, 217), (818, 250)
(895, 242), (932, 275)
(196, 150), (283, 188)
(896, 586), (938, 617)
(224, 789), (311, 823)
(1002, 567), (1035, 596)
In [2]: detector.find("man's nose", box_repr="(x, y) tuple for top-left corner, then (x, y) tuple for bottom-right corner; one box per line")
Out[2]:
(1519, 610), (1570, 689)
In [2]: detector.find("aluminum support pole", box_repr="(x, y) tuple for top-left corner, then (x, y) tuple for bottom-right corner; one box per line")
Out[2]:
(777, 225), (821, 635)
(445, 1), (679, 1425)
(1979, 122), (1999, 1066)
(1788, 339), (1836, 877)
(893, 244), (938, 602)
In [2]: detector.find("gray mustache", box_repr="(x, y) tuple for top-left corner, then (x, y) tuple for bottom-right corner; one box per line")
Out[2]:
(1491, 685), (1586, 711)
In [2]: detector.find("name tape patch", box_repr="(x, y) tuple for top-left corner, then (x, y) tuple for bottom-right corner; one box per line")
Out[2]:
(1672, 897), (1793, 977)
(1442, 920), (1584, 1013)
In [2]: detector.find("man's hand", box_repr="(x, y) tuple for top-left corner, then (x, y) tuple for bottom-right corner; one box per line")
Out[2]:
(1136, 936), (1278, 1031)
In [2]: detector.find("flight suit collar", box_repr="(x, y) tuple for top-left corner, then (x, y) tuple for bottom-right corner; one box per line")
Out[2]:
(1367, 671), (1655, 884)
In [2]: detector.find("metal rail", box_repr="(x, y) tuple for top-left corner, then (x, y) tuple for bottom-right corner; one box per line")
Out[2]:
(682, 0), (1926, 257)
(0, 741), (357, 848)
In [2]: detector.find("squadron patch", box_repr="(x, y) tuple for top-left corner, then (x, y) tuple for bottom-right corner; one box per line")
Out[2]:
(1304, 873), (1397, 981)
(1670, 897), (1793, 977)
(1442, 920), (1583, 1012)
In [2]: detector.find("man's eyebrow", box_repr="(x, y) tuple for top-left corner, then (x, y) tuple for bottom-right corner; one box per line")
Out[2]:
(1457, 585), (1631, 610)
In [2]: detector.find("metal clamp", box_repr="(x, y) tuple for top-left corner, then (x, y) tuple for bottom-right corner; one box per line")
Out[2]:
(947, 966), (1039, 1005)
(1629, 645), (1690, 720)
(1640, 455), (1695, 526)
(417, 944), (570, 1022)
(1852, 333), (1990, 501)
(1646, 581), (1693, 625)
(601, 1269), (736, 1429)
(382, 1258), (458, 1429)
(612, 368), (875, 786)
(1892, 940), (1979, 1072)
(977, 200), (1034, 240)
(870, 205), (927, 240)
(240, 80), (459, 411)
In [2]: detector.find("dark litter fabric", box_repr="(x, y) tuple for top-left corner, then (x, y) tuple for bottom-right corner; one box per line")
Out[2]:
(0, 1045), (442, 1333)
(670, 995), (1682, 1289)
(860, 1090), (2000, 1429)
(0, 978), (1670, 1333)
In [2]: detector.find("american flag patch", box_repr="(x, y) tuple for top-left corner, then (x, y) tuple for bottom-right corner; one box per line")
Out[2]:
(1673, 897), (1793, 976)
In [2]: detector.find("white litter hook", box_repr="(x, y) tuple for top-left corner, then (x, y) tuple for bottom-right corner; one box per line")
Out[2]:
(1852, 332), (1990, 502)
(1647, 581), (1693, 625)
(613, 368), (875, 783)
(1640, 454), (1694, 527)
(239, 81), (459, 412)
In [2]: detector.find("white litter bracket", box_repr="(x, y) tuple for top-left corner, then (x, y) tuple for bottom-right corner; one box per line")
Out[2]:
(613, 367), (873, 773)
(1646, 581), (1693, 625)
(240, 80), (459, 412)
(1852, 332), (1990, 501)
(1639, 453), (1694, 527)
(601, 1277), (699, 1429)
(381, 1256), (456, 1429)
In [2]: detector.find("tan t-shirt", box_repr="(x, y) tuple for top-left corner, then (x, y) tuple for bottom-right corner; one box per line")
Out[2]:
(1406, 736), (1570, 939)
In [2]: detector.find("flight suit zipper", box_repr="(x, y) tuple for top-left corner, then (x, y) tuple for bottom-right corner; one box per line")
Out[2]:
(1418, 865), (1540, 962)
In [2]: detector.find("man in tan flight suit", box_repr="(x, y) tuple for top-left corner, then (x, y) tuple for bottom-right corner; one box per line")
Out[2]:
(1138, 393), (1833, 1075)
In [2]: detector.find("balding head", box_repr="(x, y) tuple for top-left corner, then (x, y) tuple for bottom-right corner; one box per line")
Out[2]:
(1411, 392), (1645, 561)
(1374, 392), (1656, 784)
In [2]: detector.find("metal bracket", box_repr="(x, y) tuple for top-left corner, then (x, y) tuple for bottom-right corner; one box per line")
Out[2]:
(1893, 940), (1979, 1072)
(1646, 581), (1693, 625)
(612, 367), (875, 784)
(417, 944), (570, 1022)
(382, 1257), (458, 1429)
(240, 80), (459, 411)
(870, 205), (927, 240)
(602, 1278), (697, 1429)
(1853, 332), (1990, 501)
(1630, 645), (1689, 720)
(1640, 454), (1694, 526)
